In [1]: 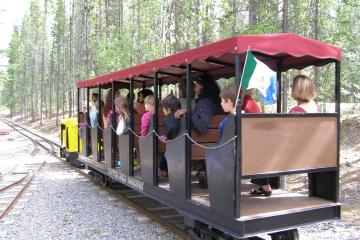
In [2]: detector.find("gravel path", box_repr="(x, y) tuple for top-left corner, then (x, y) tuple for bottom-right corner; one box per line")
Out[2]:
(0, 156), (180, 240)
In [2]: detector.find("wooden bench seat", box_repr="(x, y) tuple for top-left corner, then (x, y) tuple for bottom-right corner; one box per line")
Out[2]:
(191, 114), (225, 161)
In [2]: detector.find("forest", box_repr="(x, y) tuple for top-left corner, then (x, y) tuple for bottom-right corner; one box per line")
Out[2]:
(0, 0), (359, 124)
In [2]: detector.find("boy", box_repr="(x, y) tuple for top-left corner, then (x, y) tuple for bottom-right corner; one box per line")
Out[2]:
(218, 85), (238, 137)
(219, 85), (271, 196)
(158, 94), (181, 177)
(160, 94), (181, 141)
(219, 86), (261, 137)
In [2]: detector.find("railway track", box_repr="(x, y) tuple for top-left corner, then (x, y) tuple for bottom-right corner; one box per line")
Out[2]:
(0, 118), (197, 240)
(0, 119), (49, 220)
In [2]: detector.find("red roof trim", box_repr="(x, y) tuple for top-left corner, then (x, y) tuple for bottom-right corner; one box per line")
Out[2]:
(77, 33), (341, 88)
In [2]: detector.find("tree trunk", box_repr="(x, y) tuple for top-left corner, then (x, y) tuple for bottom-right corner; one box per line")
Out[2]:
(314, 0), (320, 88)
(282, 0), (289, 113)
(174, 0), (179, 52)
(105, 0), (110, 39)
(40, 0), (47, 125)
(49, 39), (55, 119)
(56, 39), (61, 125)
(69, 0), (75, 117)
(30, 54), (37, 121)
(118, 0), (123, 35)
(85, 0), (90, 79)
(62, 48), (65, 117)
(248, 0), (258, 25)
(232, 0), (238, 34)
(98, 0), (103, 38)
(136, 0), (140, 62)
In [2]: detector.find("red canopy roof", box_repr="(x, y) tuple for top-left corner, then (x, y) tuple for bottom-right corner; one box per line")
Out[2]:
(77, 33), (341, 88)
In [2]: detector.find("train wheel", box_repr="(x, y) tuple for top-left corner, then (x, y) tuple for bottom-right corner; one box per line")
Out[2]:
(59, 148), (64, 158)
(270, 229), (299, 240)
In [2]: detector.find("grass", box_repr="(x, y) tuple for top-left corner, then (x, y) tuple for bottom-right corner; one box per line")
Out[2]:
(63, 214), (68, 223)
(92, 228), (101, 235)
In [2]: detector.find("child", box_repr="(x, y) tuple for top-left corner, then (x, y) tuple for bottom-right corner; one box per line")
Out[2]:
(114, 97), (131, 168)
(289, 75), (318, 113)
(218, 85), (237, 138)
(141, 95), (155, 136)
(90, 93), (99, 128)
(78, 112), (86, 138)
(114, 96), (130, 135)
(158, 94), (181, 177)
(135, 89), (154, 115)
(160, 94), (181, 141)
(219, 85), (271, 196)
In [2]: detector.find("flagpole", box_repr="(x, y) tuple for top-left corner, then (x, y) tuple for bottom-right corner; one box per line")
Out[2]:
(235, 45), (251, 106)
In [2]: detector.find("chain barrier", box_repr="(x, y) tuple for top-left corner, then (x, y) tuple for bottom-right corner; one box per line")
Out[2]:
(96, 124), (106, 131)
(185, 133), (236, 149)
(78, 120), (236, 150)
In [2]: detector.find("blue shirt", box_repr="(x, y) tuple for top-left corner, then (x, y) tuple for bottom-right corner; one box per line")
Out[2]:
(90, 107), (98, 128)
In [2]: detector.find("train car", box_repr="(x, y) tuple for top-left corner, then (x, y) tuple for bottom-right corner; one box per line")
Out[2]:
(60, 118), (81, 165)
(75, 33), (341, 239)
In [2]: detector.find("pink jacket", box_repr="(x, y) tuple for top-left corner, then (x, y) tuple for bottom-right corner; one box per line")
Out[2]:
(141, 111), (153, 136)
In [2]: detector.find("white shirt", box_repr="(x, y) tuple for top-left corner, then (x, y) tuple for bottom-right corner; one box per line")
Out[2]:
(116, 115), (128, 135)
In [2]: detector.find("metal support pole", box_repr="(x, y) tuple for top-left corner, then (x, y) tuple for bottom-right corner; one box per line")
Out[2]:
(185, 64), (192, 199)
(335, 61), (341, 202)
(111, 82), (115, 168)
(153, 73), (159, 185)
(129, 78), (135, 176)
(142, 81), (146, 90)
(158, 79), (162, 100)
(234, 54), (242, 219)
(335, 61), (341, 114)
(98, 85), (102, 162)
(276, 69), (282, 113)
(277, 65), (286, 190)
(77, 88), (80, 154)
(86, 88), (90, 156)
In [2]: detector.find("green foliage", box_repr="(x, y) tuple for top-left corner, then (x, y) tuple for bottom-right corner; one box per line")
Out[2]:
(2, 0), (359, 119)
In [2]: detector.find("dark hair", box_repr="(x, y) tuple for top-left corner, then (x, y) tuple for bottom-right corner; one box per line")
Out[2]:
(194, 73), (221, 106)
(103, 89), (113, 117)
(220, 85), (237, 107)
(161, 94), (181, 114)
(137, 89), (154, 103)
(91, 93), (99, 99)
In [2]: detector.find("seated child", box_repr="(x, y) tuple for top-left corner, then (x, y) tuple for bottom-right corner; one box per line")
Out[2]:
(289, 75), (318, 113)
(114, 96), (131, 167)
(115, 96), (131, 135)
(218, 85), (237, 138)
(78, 112), (86, 138)
(141, 95), (155, 136)
(158, 94), (181, 177)
(90, 93), (99, 128)
(135, 89), (153, 115)
(219, 85), (271, 196)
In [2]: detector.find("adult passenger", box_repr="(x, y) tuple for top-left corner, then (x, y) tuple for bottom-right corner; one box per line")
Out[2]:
(135, 89), (154, 115)
(90, 93), (99, 128)
(289, 75), (318, 113)
(175, 73), (223, 134)
(103, 89), (115, 129)
(178, 76), (195, 110)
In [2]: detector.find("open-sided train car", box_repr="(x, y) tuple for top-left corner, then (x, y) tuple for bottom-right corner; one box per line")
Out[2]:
(75, 33), (341, 239)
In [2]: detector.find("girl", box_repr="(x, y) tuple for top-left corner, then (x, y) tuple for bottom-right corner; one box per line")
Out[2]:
(114, 96), (131, 135)
(141, 95), (155, 136)
(289, 75), (318, 113)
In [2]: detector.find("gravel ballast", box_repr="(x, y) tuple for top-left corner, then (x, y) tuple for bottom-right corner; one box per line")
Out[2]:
(0, 156), (180, 240)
